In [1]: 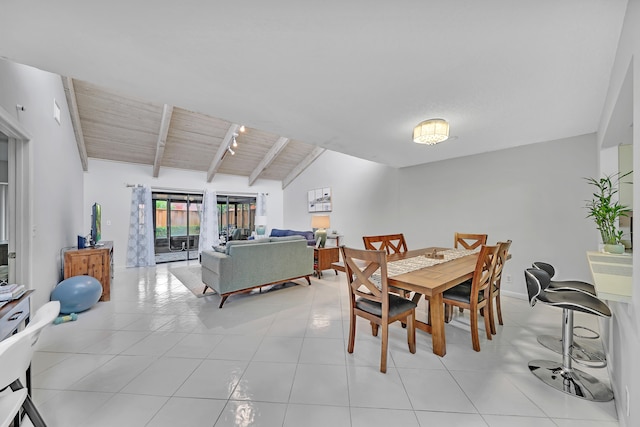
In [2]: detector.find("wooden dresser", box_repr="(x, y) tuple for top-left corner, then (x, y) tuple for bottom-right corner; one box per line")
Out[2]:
(64, 241), (113, 301)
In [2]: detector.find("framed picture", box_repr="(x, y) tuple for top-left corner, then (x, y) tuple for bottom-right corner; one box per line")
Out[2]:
(308, 187), (332, 212)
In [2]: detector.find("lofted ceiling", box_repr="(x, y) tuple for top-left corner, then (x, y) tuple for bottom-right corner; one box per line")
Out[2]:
(0, 1), (629, 185)
(62, 79), (323, 187)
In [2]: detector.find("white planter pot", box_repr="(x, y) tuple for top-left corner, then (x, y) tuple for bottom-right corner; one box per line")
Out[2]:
(603, 243), (625, 254)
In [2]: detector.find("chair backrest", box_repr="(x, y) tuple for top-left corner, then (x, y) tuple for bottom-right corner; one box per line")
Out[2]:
(492, 240), (512, 288)
(341, 246), (389, 311)
(25, 300), (60, 346)
(0, 334), (33, 388)
(469, 245), (499, 303)
(454, 233), (488, 250)
(531, 261), (556, 279)
(524, 268), (551, 307)
(362, 234), (408, 255)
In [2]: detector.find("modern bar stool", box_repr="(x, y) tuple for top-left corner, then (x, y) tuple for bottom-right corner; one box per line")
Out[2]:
(524, 268), (613, 401)
(532, 262), (606, 366)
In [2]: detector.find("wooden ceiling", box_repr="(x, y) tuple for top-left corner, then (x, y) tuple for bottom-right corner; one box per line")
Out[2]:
(62, 78), (324, 188)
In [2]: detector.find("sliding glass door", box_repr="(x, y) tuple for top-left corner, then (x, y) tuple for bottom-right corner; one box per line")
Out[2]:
(151, 192), (257, 259)
(153, 192), (203, 263)
(217, 195), (256, 244)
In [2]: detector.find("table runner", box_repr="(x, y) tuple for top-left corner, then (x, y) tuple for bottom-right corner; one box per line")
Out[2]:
(370, 248), (477, 287)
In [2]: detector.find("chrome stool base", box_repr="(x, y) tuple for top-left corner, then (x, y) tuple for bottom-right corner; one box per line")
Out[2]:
(537, 335), (606, 367)
(528, 360), (613, 402)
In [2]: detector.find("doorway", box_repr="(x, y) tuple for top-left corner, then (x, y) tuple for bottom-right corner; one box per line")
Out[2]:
(153, 192), (202, 263)
(0, 133), (7, 284)
(0, 105), (31, 288)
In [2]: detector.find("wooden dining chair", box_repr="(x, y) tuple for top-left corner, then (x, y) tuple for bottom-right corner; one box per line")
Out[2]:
(450, 233), (489, 317)
(488, 240), (512, 335)
(441, 244), (499, 351)
(340, 246), (417, 373)
(454, 232), (488, 250)
(362, 234), (410, 297)
(362, 234), (408, 255)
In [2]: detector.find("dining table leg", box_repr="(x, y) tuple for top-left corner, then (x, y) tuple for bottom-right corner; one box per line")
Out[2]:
(429, 292), (446, 356)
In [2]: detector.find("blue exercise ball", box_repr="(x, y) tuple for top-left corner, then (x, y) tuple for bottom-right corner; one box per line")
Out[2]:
(51, 275), (102, 314)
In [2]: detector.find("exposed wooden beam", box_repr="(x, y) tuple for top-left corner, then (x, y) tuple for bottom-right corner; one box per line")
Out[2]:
(248, 137), (289, 186)
(61, 77), (88, 171)
(282, 147), (326, 189)
(207, 123), (240, 182)
(152, 104), (174, 177)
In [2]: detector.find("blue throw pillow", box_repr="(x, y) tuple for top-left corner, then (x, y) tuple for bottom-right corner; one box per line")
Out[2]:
(270, 228), (287, 237)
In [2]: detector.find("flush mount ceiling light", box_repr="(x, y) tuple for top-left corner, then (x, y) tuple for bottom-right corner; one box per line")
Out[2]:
(413, 119), (449, 145)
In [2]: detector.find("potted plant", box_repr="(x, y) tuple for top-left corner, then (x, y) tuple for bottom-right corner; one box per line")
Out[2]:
(585, 171), (632, 254)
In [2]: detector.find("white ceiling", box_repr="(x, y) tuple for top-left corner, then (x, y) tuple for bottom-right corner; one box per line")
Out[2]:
(0, 1), (628, 168)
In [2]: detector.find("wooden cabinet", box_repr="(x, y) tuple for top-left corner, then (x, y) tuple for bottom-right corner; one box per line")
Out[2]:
(64, 241), (113, 301)
(314, 246), (339, 278)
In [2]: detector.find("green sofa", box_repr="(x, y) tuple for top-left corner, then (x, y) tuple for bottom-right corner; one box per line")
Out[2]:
(200, 235), (314, 307)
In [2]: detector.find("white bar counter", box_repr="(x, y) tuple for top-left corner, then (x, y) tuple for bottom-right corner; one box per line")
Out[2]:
(586, 251), (633, 303)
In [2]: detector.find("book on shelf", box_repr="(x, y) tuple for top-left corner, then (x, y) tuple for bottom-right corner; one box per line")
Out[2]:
(0, 284), (25, 301)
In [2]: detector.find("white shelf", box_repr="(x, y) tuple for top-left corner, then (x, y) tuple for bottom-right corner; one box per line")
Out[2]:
(586, 251), (633, 304)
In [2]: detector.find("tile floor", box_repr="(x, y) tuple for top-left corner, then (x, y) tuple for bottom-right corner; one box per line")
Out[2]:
(24, 260), (619, 427)
(154, 251), (199, 264)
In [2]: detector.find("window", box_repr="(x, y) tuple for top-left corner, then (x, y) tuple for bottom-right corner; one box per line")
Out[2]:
(217, 195), (256, 243)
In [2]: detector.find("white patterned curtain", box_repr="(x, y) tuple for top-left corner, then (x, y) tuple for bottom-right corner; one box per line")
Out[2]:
(126, 186), (156, 267)
(198, 190), (219, 253)
(257, 192), (267, 216)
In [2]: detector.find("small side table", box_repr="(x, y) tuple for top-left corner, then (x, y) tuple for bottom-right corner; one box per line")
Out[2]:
(314, 247), (340, 278)
(326, 234), (342, 248)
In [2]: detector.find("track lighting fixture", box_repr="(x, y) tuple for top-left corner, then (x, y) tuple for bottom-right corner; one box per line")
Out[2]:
(232, 136), (238, 148)
(228, 147), (235, 155)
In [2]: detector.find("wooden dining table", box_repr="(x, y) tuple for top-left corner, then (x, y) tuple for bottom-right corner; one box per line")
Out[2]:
(333, 246), (481, 357)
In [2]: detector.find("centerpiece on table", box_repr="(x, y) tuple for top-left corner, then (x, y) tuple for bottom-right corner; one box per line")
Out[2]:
(585, 171), (632, 254)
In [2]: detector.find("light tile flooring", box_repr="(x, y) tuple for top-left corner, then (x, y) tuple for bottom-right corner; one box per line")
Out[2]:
(24, 261), (619, 427)
(154, 251), (199, 264)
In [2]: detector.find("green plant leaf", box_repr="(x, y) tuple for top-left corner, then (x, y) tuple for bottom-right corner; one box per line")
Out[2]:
(584, 171), (632, 245)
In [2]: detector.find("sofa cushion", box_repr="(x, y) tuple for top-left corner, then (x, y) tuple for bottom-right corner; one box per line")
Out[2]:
(269, 235), (305, 243)
(224, 239), (262, 255)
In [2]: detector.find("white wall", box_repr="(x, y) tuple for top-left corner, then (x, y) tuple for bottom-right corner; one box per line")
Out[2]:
(397, 134), (598, 297)
(84, 159), (284, 267)
(597, 1), (640, 425)
(0, 59), (85, 310)
(285, 134), (598, 300)
(282, 150), (398, 248)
